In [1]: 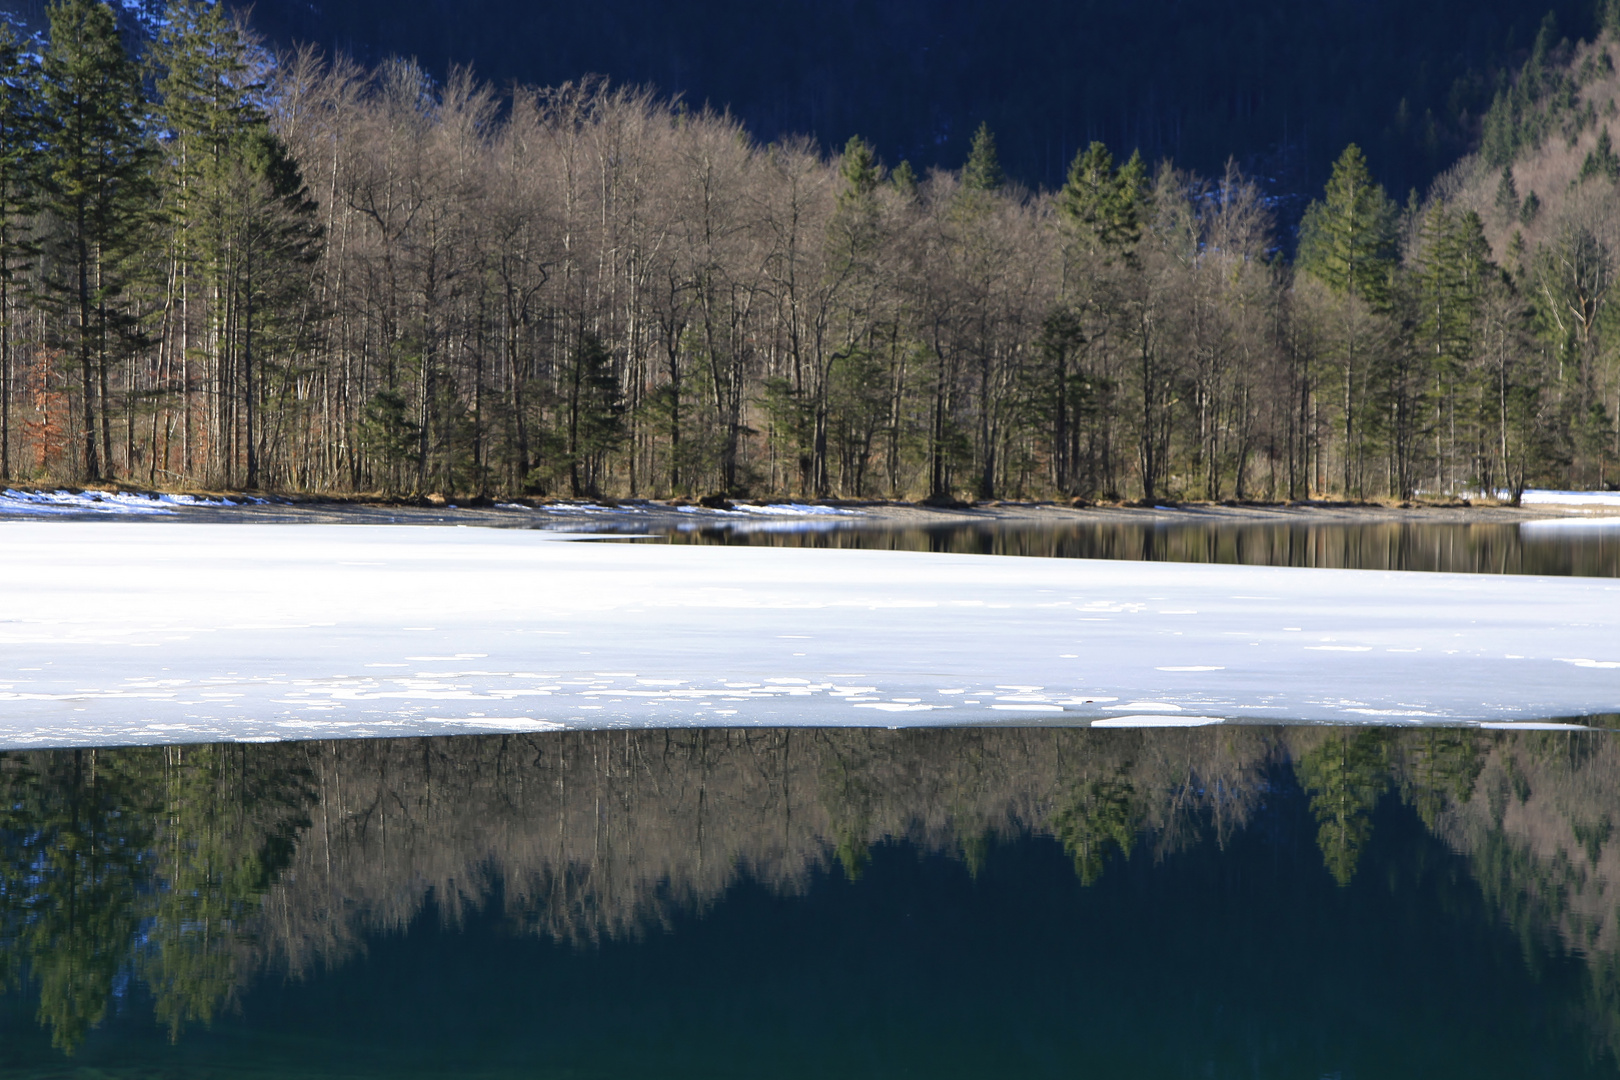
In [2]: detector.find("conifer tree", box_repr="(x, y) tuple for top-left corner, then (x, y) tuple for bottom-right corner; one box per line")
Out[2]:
(1057, 141), (1146, 258)
(890, 158), (917, 200)
(1297, 144), (1397, 304)
(961, 122), (1004, 193)
(0, 24), (38, 480)
(837, 134), (879, 205)
(222, 127), (321, 489)
(1493, 166), (1519, 224)
(1580, 127), (1620, 184)
(37, 0), (155, 481)
(152, 0), (269, 481)
(1297, 144), (1398, 495)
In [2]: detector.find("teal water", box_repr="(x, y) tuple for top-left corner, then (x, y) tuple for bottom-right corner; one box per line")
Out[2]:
(1, 728), (1616, 1078)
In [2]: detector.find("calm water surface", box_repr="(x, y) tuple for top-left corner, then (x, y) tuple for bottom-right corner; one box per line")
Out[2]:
(2, 727), (1617, 1078)
(648, 518), (1620, 576)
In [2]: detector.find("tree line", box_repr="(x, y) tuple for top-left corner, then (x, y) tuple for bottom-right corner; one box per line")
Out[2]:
(0, 0), (1613, 502)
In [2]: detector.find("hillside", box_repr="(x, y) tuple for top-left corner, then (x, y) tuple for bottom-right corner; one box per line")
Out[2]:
(1446, 31), (1620, 263)
(230, 0), (1593, 198)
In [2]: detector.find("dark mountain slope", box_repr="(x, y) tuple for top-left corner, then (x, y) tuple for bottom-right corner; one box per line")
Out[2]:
(235, 0), (1594, 194)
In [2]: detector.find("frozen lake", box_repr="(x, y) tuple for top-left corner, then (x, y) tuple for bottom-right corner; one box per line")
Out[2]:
(1, 519), (1616, 747)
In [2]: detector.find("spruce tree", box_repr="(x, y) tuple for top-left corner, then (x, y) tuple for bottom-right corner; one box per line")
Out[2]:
(0, 24), (39, 481)
(1296, 144), (1397, 496)
(890, 158), (917, 200)
(1057, 141), (1146, 258)
(961, 122), (1004, 193)
(152, 0), (268, 481)
(38, 0), (155, 482)
(1579, 127), (1620, 183)
(837, 135), (879, 205)
(1297, 144), (1397, 304)
(223, 127), (321, 489)
(1493, 166), (1519, 224)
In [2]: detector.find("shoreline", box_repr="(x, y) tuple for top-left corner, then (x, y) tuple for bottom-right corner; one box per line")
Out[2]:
(2, 483), (1619, 528)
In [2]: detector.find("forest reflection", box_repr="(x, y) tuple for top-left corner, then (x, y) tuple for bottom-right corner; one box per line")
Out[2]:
(2, 727), (1619, 1062)
(655, 519), (1620, 576)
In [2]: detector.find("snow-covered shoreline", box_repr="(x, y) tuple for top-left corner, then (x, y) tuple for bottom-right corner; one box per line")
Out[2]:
(0, 521), (1614, 749)
(4, 484), (1619, 531)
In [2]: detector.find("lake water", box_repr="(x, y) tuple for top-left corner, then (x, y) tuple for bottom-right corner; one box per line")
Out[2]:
(1, 726), (1616, 1078)
(651, 516), (1620, 576)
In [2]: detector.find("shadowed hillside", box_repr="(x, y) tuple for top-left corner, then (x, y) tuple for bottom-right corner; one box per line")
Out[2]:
(233, 0), (1593, 198)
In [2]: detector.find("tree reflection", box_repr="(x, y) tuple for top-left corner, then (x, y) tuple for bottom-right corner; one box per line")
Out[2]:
(1051, 769), (1139, 885)
(2, 726), (1620, 1064)
(0, 746), (312, 1052)
(1295, 730), (1391, 885)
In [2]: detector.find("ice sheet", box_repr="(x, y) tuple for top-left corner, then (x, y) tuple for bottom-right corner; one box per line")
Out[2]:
(0, 521), (1615, 748)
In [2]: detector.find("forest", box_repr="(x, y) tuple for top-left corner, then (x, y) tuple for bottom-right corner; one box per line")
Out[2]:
(0, 0), (1618, 502)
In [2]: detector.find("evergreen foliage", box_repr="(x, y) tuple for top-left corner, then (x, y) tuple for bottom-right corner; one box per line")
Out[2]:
(960, 122), (1004, 194)
(1297, 145), (1398, 303)
(1580, 127), (1620, 182)
(37, 0), (155, 481)
(1057, 141), (1146, 258)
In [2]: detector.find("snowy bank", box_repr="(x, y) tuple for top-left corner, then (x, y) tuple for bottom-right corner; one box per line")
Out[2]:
(0, 521), (1614, 748)
(0, 488), (262, 515)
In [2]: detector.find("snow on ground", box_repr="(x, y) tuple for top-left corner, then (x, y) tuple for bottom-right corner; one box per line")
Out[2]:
(531, 499), (863, 532)
(0, 489), (261, 515)
(0, 521), (1615, 749)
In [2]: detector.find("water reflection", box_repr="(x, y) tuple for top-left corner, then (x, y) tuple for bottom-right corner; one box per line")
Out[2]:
(1, 729), (1617, 1075)
(651, 520), (1620, 576)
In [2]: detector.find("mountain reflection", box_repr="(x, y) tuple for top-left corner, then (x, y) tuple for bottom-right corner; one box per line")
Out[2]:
(1, 727), (1617, 1064)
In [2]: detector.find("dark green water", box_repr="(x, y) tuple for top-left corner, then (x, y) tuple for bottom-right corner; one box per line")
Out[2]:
(649, 518), (1620, 576)
(2, 728), (1617, 1078)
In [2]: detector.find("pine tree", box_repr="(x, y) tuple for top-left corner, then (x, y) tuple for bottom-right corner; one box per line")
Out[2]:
(1057, 141), (1146, 258)
(37, 0), (155, 482)
(961, 122), (1004, 193)
(1580, 127), (1620, 183)
(152, 0), (270, 482)
(890, 158), (917, 200)
(1493, 166), (1519, 224)
(563, 332), (624, 497)
(1519, 189), (1541, 225)
(1297, 144), (1398, 496)
(837, 134), (879, 205)
(0, 24), (39, 481)
(1297, 144), (1397, 304)
(222, 127), (321, 489)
